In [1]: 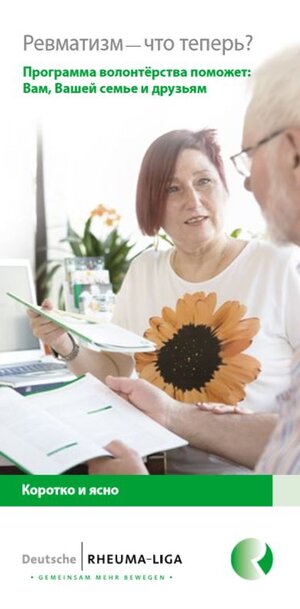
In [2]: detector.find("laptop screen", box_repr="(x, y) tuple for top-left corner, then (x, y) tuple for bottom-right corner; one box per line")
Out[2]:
(0, 260), (41, 362)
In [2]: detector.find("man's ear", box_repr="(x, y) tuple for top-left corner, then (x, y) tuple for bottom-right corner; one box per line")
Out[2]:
(286, 128), (300, 183)
(294, 154), (300, 169)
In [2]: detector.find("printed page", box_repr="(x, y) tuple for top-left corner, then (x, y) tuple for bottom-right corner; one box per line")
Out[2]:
(7, 292), (155, 352)
(26, 374), (187, 457)
(0, 377), (186, 473)
(0, 387), (110, 474)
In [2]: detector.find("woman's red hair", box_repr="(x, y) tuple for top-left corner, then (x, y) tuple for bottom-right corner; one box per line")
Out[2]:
(136, 129), (228, 235)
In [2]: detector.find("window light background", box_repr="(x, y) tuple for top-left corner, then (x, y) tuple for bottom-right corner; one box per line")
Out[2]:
(1, 0), (299, 284)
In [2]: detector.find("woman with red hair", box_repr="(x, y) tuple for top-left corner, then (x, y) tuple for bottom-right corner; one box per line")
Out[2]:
(29, 129), (300, 474)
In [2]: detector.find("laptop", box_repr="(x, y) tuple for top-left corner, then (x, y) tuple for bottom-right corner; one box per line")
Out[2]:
(0, 259), (76, 393)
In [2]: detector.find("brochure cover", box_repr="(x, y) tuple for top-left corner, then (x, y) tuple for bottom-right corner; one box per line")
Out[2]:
(1, 1), (300, 608)
(7, 292), (156, 352)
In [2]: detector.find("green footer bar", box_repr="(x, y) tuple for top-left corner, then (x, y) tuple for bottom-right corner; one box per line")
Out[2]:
(0, 475), (272, 507)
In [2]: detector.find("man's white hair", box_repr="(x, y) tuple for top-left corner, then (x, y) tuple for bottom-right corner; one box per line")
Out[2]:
(246, 46), (300, 136)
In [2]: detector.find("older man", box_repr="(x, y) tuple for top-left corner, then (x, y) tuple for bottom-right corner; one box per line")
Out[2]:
(90, 46), (300, 475)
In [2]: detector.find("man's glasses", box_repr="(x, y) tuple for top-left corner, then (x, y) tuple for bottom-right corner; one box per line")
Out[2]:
(230, 129), (285, 178)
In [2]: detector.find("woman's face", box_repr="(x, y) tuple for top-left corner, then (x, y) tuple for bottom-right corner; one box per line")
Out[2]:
(161, 148), (228, 251)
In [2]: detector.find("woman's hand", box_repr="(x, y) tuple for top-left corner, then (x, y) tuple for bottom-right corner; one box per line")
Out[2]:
(196, 402), (253, 415)
(27, 298), (73, 355)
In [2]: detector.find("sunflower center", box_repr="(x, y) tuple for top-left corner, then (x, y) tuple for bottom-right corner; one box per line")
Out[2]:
(156, 323), (222, 391)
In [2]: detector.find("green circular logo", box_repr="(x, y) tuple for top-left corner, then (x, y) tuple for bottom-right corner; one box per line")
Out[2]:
(231, 538), (273, 580)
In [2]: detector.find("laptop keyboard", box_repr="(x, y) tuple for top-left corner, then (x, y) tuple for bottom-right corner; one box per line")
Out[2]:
(0, 362), (66, 377)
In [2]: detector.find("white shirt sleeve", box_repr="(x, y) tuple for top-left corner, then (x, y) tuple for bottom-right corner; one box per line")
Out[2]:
(283, 248), (300, 349)
(111, 256), (140, 330)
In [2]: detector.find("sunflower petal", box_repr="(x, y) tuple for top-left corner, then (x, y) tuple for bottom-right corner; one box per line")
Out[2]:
(183, 292), (206, 307)
(161, 306), (178, 328)
(135, 351), (157, 372)
(205, 374), (245, 404)
(175, 388), (185, 401)
(134, 351), (156, 365)
(236, 318), (261, 334)
(149, 316), (164, 329)
(162, 382), (176, 397)
(176, 297), (194, 328)
(138, 362), (160, 382)
(219, 317), (260, 342)
(222, 354), (261, 382)
(194, 300), (213, 325)
(137, 293), (261, 406)
(224, 353), (261, 372)
(178, 388), (205, 403)
(148, 316), (176, 341)
(144, 329), (164, 348)
(219, 318), (260, 344)
(157, 323), (177, 340)
(213, 364), (247, 389)
(204, 292), (217, 313)
(212, 301), (247, 336)
(204, 379), (233, 403)
(220, 338), (254, 357)
(181, 293), (196, 307)
(155, 377), (167, 390)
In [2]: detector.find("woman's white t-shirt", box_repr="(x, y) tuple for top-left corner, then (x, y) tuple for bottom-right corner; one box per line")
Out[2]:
(112, 240), (300, 474)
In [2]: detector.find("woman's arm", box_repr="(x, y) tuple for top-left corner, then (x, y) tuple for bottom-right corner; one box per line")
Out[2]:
(27, 300), (134, 380)
(68, 345), (134, 379)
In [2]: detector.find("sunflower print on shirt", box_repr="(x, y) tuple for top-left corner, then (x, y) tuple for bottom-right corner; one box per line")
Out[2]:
(134, 292), (261, 405)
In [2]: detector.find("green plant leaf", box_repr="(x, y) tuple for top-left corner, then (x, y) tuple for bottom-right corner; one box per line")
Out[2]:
(83, 231), (99, 256)
(62, 222), (86, 256)
(58, 284), (65, 310)
(38, 262), (63, 300)
(157, 231), (174, 246)
(230, 228), (242, 239)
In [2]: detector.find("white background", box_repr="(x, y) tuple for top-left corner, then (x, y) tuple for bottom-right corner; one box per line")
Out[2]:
(1, 3), (300, 606)
(0, 506), (297, 609)
(1, 0), (300, 278)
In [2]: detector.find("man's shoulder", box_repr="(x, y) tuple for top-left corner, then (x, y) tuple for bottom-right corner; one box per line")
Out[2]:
(248, 239), (299, 266)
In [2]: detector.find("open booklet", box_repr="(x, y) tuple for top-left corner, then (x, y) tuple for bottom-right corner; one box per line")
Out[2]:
(7, 292), (155, 353)
(0, 374), (187, 474)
